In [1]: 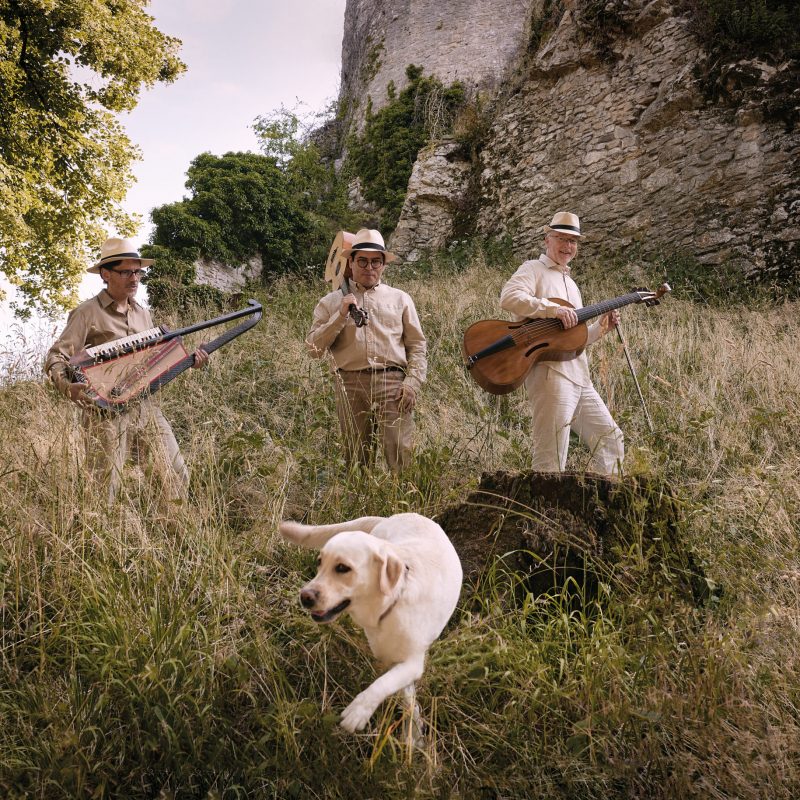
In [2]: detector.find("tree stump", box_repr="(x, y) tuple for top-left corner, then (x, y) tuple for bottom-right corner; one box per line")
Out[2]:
(436, 471), (710, 608)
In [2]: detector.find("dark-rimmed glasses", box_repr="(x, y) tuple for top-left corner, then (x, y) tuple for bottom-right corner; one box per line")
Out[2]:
(109, 268), (147, 278)
(355, 257), (385, 269)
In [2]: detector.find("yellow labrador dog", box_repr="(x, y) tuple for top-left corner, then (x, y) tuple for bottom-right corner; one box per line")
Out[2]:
(279, 513), (462, 734)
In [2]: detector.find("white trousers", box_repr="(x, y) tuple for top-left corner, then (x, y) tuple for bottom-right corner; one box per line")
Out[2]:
(526, 366), (624, 476)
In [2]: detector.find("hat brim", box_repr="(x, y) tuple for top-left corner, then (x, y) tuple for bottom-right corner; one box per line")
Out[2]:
(543, 226), (581, 237)
(343, 246), (397, 263)
(88, 256), (155, 274)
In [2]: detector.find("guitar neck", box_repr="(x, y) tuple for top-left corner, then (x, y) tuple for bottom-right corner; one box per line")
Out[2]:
(576, 293), (644, 324)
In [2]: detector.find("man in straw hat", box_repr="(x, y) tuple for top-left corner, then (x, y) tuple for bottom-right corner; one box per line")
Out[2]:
(44, 237), (209, 507)
(499, 212), (624, 476)
(307, 228), (427, 473)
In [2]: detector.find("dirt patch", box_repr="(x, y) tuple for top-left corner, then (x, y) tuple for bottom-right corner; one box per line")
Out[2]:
(436, 470), (710, 606)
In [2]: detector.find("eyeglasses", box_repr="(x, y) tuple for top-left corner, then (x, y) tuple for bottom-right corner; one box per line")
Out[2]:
(355, 257), (385, 269)
(109, 269), (147, 278)
(549, 235), (578, 245)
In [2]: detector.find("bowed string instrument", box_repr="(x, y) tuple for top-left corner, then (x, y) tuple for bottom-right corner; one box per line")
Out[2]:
(462, 284), (671, 395)
(325, 230), (369, 327)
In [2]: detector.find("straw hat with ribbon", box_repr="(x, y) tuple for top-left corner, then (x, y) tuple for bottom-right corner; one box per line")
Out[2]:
(543, 212), (582, 237)
(342, 228), (397, 263)
(88, 237), (155, 274)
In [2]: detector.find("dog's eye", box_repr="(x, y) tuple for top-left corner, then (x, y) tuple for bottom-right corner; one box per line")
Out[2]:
(335, 563), (351, 574)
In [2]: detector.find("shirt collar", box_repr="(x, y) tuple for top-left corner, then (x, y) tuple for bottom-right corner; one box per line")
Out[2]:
(540, 253), (571, 276)
(98, 288), (141, 311)
(352, 279), (383, 292)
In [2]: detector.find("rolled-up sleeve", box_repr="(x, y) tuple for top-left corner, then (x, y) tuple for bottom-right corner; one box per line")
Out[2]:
(306, 295), (348, 358)
(43, 309), (89, 395)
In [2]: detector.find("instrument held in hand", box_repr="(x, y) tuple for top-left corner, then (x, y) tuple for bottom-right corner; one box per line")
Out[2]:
(69, 299), (263, 411)
(325, 230), (368, 327)
(462, 285), (670, 395)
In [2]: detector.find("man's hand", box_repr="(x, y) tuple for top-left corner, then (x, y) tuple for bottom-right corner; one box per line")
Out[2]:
(340, 294), (357, 318)
(397, 383), (417, 413)
(66, 382), (93, 408)
(191, 346), (209, 369)
(599, 310), (620, 335)
(555, 306), (578, 328)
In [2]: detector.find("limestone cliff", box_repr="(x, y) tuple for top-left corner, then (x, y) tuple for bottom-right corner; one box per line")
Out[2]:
(339, 0), (799, 282)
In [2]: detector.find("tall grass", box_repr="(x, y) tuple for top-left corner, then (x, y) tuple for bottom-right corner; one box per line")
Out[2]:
(1, 251), (798, 798)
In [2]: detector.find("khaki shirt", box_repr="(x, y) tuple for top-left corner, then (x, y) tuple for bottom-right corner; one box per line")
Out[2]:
(306, 281), (427, 392)
(43, 290), (154, 395)
(499, 254), (602, 387)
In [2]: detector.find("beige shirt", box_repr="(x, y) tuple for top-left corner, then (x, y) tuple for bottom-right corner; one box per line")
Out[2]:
(499, 254), (602, 387)
(306, 281), (427, 391)
(44, 289), (154, 395)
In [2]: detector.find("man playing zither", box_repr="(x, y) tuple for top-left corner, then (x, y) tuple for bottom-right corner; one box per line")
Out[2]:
(306, 228), (427, 473)
(44, 237), (209, 507)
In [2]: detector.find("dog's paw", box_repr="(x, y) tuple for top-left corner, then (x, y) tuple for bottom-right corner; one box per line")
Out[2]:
(278, 521), (306, 543)
(340, 693), (378, 733)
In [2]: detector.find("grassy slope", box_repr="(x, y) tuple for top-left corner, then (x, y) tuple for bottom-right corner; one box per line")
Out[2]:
(1, 251), (798, 799)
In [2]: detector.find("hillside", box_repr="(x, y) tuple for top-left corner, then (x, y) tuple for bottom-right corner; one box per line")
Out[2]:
(1, 251), (799, 798)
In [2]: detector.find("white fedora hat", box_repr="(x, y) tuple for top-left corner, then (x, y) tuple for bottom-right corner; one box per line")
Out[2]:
(342, 228), (397, 263)
(88, 237), (155, 274)
(543, 211), (581, 237)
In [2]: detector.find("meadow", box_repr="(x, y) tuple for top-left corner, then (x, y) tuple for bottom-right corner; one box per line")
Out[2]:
(1, 247), (798, 799)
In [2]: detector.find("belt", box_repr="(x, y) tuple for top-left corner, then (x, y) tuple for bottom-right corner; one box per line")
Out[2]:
(338, 366), (405, 374)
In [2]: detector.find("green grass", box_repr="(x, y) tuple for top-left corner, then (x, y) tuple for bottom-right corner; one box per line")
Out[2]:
(1, 250), (798, 798)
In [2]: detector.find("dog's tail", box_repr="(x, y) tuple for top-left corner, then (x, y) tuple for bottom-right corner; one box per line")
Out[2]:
(279, 516), (385, 549)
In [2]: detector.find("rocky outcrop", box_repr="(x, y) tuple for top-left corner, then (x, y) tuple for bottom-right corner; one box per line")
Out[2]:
(390, 140), (474, 261)
(194, 255), (263, 293)
(340, 0), (799, 282)
(473, 1), (799, 277)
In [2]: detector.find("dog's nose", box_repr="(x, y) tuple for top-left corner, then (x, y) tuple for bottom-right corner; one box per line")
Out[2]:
(300, 588), (318, 608)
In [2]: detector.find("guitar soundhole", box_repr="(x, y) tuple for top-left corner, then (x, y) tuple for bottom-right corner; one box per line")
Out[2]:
(524, 343), (548, 357)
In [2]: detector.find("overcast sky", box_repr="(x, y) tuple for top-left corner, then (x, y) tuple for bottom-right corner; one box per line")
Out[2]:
(0, 0), (346, 349)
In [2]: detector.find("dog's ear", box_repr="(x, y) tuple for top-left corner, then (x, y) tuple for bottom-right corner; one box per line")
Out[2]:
(375, 549), (404, 595)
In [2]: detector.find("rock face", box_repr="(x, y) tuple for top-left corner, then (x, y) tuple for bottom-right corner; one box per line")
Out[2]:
(340, 0), (531, 131)
(474, 3), (799, 278)
(194, 256), (263, 293)
(340, 0), (799, 282)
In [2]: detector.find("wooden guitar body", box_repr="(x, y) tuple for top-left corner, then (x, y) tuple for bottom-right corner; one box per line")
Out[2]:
(462, 299), (587, 395)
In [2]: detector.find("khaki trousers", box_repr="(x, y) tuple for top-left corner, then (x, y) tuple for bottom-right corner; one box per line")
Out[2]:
(334, 369), (414, 473)
(526, 366), (624, 476)
(81, 398), (189, 506)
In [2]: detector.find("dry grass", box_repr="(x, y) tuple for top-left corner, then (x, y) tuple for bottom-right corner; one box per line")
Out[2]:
(0, 254), (798, 798)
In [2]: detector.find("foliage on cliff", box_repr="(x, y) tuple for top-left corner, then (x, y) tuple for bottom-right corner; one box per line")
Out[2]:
(689, 0), (800, 62)
(0, 0), (185, 318)
(347, 65), (466, 233)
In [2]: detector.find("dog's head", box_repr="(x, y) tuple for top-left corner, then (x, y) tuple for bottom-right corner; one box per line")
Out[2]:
(299, 531), (404, 624)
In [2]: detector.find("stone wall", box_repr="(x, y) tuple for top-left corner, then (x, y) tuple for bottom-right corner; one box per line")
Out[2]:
(341, 0), (532, 130)
(341, 0), (799, 280)
(472, 0), (800, 276)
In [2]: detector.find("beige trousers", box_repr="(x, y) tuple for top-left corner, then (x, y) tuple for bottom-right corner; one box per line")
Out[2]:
(81, 398), (189, 506)
(526, 366), (624, 476)
(334, 369), (414, 473)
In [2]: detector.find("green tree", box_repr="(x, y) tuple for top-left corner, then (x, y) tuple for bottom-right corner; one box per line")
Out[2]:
(0, 0), (185, 317)
(253, 102), (356, 264)
(149, 151), (311, 284)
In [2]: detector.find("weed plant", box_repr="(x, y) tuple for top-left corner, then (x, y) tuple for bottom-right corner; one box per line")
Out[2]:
(1, 247), (798, 798)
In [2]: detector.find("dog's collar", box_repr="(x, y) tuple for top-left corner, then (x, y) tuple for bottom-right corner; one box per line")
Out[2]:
(378, 564), (409, 624)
